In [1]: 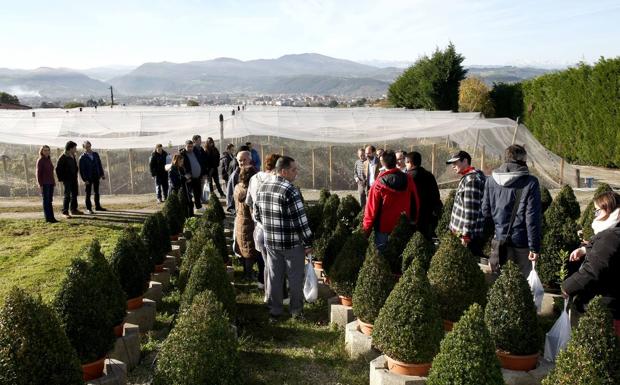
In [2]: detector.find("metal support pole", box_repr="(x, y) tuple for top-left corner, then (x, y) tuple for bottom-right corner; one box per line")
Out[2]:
(431, 144), (437, 176)
(219, 114), (224, 150)
(1, 156), (7, 184)
(312, 148), (316, 189)
(480, 145), (486, 173)
(574, 168), (581, 188)
(559, 158), (565, 185)
(329, 145), (333, 189)
(23, 154), (29, 197)
(105, 151), (112, 195)
(511, 117), (520, 145)
(128, 149), (135, 194)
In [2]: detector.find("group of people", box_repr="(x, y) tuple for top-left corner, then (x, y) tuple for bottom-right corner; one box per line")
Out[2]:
(36, 140), (107, 222)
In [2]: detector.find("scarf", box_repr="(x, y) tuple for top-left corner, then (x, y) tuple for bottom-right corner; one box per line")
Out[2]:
(592, 208), (620, 234)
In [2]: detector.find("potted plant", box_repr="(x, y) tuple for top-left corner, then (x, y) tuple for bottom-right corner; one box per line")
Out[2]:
(373, 258), (443, 376)
(142, 214), (166, 272)
(154, 290), (239, 385)
(485, 261), (542, 371)
(163, 191), (184, 239)
(305, 202), (324, 240)
(436, 189), (455, 236)
(401, 231), (435, 272)
(54, 259), (116, 380)
(426, 303), (504, 385)
(109, 230), (149, 310)
(125, 226), (152, 286)
(178, 228), (210, 290)
(207, 193), (226, 223)
(383, 214), (416, 274)
(322, 193), (340, 234)
(155, 211), (172, 256)
(204, 221), (230, 263)
(0, 287), (83, 385)
(329, 231), (368, 306)
(427, 234), (487, 330)
(540, 184), (553, 214)
(579, 183), (612, 241)
(352, 243), (395, 336)
(337, 194), (362, 231)
(542, 296), (620, 385)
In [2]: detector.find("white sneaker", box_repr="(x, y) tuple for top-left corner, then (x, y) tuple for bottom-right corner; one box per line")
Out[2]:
(86, 209), (94, 215)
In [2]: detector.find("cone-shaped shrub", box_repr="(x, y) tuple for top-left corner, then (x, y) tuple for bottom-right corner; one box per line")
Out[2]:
(329, 231), (368, 298)
(155, 211), (172, 255)
(337, 194), (362, 231)
(86, 240), (126, 328)
(182, 241), (236, 318)
(207, 193), (226, 222)
(177, 187), (190, 220)
(125, 226), (152, 284)
(402, 231), (435, 272)
(428, 234), (487, 322)
(542, 296), (620, 385)
(355, 208), (365, 232)
(323, 222), (350, 275)
(579, 183), (613, 241)
(540, 185), (553, 214)
(305, 202), (323, 239)
(384, 213), (415, 273)
(178, 228), (209, 290)
(318, 188), (331, 206)
(554, 184), (581, 221)
(142, 214), (165, 267)
(163, 191), (184, 235)
(352, 243), (395, 325)
(436, 189), (455, 235)
(373, 258), (443, 364)
(154, 290), (239, 385)
(0, 287), (82, 385)
(54, 259), (116, 364)
(204, 221), (229, 262)
(322, 193), (340, 233)
(484, 261), (542, 355)
(109, 230), (149, 299)
(427, 303), (504, 385)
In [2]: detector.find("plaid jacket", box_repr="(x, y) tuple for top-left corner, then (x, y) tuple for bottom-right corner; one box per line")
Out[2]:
(449, 168), (486, 239)
(254, 176), (313, 250)
(354, 159), (365, 184)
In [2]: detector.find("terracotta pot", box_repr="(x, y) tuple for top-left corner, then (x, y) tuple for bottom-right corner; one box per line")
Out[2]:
(82, 357), (106, 381)
(113, 323), (124, 337)
(313, 261), (323, 270)
(126, 295), (144, 310)
(385, 355), (432, 376)
(358, 319), (374, 336)
(154, 264), (165, 273)
(496, 350), (539, 371)
(443, 319), (454, 331)
(339, 296), (353, 306)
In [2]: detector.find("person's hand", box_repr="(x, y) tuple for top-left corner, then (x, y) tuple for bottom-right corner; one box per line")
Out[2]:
(304, 247), (313, 256)
(461, 237), (470, 246)
(569, 247), (586, 262)
(561, 288), (569, 299)
(528, 251), (539, 261)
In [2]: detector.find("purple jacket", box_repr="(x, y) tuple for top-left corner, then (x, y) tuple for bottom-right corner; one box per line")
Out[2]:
(36, 157), (55, 186)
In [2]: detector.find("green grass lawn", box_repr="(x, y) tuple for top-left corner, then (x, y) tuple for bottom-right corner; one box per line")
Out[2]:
(0, 219), (128, 304)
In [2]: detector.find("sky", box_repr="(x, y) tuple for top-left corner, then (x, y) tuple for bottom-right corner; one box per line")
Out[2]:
(2, 0), (619, 69)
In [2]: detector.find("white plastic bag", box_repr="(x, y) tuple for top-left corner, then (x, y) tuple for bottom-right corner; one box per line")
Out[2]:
(527, 261), (545, 313)
(201, 183), (210, 203)
(303, 256), (318, 303)
(544, 298), (572, 362)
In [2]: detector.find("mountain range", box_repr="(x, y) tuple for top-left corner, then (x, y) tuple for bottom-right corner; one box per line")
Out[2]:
(0, 53), (556, 99)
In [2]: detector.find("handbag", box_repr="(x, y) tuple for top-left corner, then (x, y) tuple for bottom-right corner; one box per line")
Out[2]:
(490, 188), (523, 273)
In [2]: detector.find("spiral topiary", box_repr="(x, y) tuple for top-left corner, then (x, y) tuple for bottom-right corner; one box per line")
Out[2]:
(402, 231), (435, 272)
(328, 231), (368, 298)
(352, 243), (395, 325)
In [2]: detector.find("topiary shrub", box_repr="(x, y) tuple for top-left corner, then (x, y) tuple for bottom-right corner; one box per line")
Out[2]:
(154, 290), (239, 385)
(207, 193), (226, 223)
(163, 191), (184, 235)
(323, 222), (350, 275)
(305, 202), (323, 239)
(155, 211), (172, 255)
(373, 258), (443, 364)
(86, 240), (126, 328)
(428, 234), (487, 322)
(437, 190), (455, 236)
(540, 184), (553, 214)
(484, 261), (542, 355)
(329, 231), (368, 298)
(427, 303), (504, 385)
(141, 214), (165, 268)
(579, 183), (613, 241)
(322, 194), (340, 234)
(54, 259), (116, 364)
(383, 213), (416, 274)
(0, 287), (83, 385)
(542, 296), (620, 385)
(109, 230), (149, 300)
(402, 231), (435, 272)
(355, 208), (365, 232)
(182, 241), (236, 319)
(177, 187), (191, 220)
(554, 184), (581, 220)
(337, 194), (362, 231)
(352, 243), (395, 325)
(178, 228), (209, 290)
(318, 188), (331, 206)
(125, 226), (152, 285)
(204, 221), (229, 263)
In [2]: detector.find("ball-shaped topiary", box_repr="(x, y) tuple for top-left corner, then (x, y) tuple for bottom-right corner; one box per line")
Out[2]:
(373, 258), (444, 364)
(182, 241), (236, 319)
(352, 243), (395, 325)
(322, 193), (340, 234)
(542, 296), (620, 385)
(402, 231), (435, 272)
(337, 194), (362, 231)
(540, 184), (553, 214)
(436, 189), (456, 236)
(154, 290), (239, 385)
(53, 259), (116, 364)
(108, 230), (149, 299)
(484, 261), (542, 355)
(427, 234), (487, 322)
(0, 287), (83, 385)
(426, 303), (504, 385)
(579, 183), (613, 241)
(163, 191), (184, 235)
(141, 213), (164, 268)
(329, 231), (368, 298)
(86, 240), (126, 328)
(207, 193), (226, 223)
(383, 213), (416, 274)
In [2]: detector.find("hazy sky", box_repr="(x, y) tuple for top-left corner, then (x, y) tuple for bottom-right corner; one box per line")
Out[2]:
(2, 0), (619, 69)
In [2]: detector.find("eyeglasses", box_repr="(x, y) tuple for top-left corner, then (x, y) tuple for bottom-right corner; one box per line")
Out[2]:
(594, 209), (602, 217)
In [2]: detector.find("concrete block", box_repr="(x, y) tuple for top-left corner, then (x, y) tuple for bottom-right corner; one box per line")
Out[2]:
(329, 296), (355, 329)
(171, 237), (186, 253)
(169, 245), (182, 260)
(151, 269), (171, 290)
(478, 263), (496, 285)
(226, 265), (235, 281)
(109, 323), (140, 370)
(163, 255), (177, 273)
(144, 281), (163, 303)
(125, 298), (156, 332)
(86, 359), (127, 385)
(369, 355), (427, 385)
(345, 320), (380, 360)
(501, 369), (537, 385)
(317, 281), (335, 300)
(528, 359), (555, 384)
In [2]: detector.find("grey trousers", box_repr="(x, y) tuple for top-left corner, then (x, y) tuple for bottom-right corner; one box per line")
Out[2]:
(265, 244), (305, 316)
(491, 239), (532, 277)
(357, 182), (367, 207)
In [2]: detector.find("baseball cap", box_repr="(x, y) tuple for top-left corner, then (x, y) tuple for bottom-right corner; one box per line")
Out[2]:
(446, 150), (471, 164)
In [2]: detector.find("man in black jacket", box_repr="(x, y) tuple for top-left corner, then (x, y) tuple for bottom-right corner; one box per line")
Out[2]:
(219, 143), (235, 186)
(181, 140), (203, 209)
(149, 144), (168, 202)
(56, 141), (82, 218)
(78, 141), (106, 214)
(405, 151), (442, 239)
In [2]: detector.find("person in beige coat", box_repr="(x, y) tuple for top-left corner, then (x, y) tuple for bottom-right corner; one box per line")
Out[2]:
(234, 166), (263, 282)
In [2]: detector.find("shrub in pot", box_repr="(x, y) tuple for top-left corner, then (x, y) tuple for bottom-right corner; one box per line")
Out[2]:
(322, 193), (340, 233)
(553, 184), (581, 221)
(125, 226), (152, 285)
(323, 222), (350, 275)
(337, 194), (362, 231)
(542, 296), (620, 385)
(383, 213), (415, 274)
(178, 228), (210, 290)
(54, 259), (116, 378)
(207, 193), (226, 222)
(154, 290), (239, 385)
(427, 234), (487, 325)
(0, 287), (83, 385)
(154, 211), (172, 254)
(305, 202), (324, 239)
(436, 189), (455, 236)
(579, 183), (613, 241)
(142, 214), (165, 269)
(163, 191), (184, 236)
(318, 188), (331, 206)
(109, 230), (149, 303)
(426, 303), (504, 385)
(402, 231), (435, 272)
(329, 231), (368, 303)
(484, 261), (542, 370)
(204, 221), (229, 263)
(373, 258), (443, 376)
(540, 184), (553, 214)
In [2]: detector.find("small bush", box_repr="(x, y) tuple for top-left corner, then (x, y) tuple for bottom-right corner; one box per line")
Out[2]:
(436, 190), (456, 235)
(402, 231), (435, 272)
(318, 188), (331, 206)
(337, 194), (362, 231)
(163, 191), (184, 235)
(329, 231), (368, 298)
(155, 211), (172, 255)
(0, 288), (82, 385)
(323, 223), (350, 275)
(86, 240), (126, 327)
(322, 194), (340, 234)
(54, 259), (116, 363)
(373, 259), (443, 363)
(484, 261), (542, 355)
(125, 227), (152, 284)
(540, 185), (553, 214)
(427, 303), (504, 385)
(305, 203), (324, 238)
(204, 222), (229, 263)
(555, 185), (581, 220)
(383, 214), (416, 273)
(109, 230), (149, 299)
(208, 193), (227, 222)
(142, 214), (164, 268)
(178, 228), (209, 290)
(154, 290), (239, 385)
(428, 234), (487, 322)
(352, 243), (395, 325)
(542, 296), (620, 385)
(579, 183), (613, 241)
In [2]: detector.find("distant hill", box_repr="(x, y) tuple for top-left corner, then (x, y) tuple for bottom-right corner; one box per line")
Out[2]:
(465, 65), (555, 85)
(0, 68), (110, 98)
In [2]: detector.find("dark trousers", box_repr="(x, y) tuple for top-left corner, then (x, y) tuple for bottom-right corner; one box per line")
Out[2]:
(206, 168), (225, 196)
(155, 179), (169, 200)
(62, 180), (78, 214)
(41, 184), (55, 221)
(189, 178), (202, 209)
(490, 239), (532, 277)
(84, 180), (101, 210)
(467, 237), (485, 259)
(242, 255), (265, 284)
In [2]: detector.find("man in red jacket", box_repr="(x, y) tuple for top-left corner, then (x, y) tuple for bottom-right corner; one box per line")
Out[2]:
(363, 150), (420, 252)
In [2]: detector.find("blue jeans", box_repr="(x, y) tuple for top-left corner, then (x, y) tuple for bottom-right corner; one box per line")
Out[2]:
(41, 184), (55, 221)
(155, 179), (168, 200)
(374, 231), (389, 254)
